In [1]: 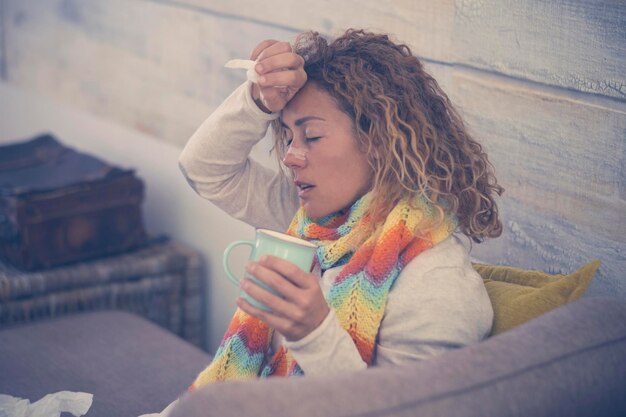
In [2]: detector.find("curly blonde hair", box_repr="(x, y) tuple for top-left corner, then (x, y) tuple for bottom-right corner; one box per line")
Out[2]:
(272, 29), (503, 242)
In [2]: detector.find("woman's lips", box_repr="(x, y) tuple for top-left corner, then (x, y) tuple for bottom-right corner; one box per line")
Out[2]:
(296, 181), (315, 197)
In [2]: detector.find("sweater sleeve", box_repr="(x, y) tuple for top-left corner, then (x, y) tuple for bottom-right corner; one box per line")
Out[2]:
(285, 236), (494, 374)
(283, 309), (367, 376)
(178, 81), (300, 231)
(374, 265), (493, 366)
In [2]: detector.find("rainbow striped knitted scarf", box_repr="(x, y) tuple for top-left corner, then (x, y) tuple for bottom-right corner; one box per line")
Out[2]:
(190, 193), (457, 388)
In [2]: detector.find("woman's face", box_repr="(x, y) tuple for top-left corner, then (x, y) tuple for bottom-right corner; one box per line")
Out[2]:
(280, 83), (373, 219)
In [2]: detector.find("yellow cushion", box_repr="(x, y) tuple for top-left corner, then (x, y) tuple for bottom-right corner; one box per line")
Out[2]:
(473, 260), (600, 336)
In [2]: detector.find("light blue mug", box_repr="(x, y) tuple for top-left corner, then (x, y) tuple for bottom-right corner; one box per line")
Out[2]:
(223, 229), (317, 311)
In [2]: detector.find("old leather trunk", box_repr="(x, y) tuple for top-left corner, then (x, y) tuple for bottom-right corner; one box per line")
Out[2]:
(0, 134), (146, 270)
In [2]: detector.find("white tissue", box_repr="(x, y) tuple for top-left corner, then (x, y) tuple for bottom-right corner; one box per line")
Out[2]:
(224, 59), (260, 83)
(0, 391), (93, 417)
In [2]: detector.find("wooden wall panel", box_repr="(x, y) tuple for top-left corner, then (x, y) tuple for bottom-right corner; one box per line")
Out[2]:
(450, 71), (626, 240)
(448, 70), (626, 297)
(176, 0), (626, 100)
(0, 0), (5, 79)
(454, 0), (626, 100)
(473, 196), (625, 297)
(4, 0), (296, 146)
(173, 0), (456, 61)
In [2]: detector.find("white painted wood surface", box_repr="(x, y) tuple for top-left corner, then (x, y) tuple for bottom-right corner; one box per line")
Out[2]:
(3, 0), (622, 146)
(447, 70), (626, 298)
(173, 0), (456, 62)
(0, 0), (4, 79)
(176, 0), (626, 99)
(450, 71), (626, 239)
(3, 0), (296, 145)
(454, 0), (626, 100)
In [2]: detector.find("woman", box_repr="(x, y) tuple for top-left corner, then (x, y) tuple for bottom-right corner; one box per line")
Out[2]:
(179, 29), (503, 386)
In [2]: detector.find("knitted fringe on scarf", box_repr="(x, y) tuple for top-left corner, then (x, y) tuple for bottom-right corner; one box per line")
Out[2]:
(190, 193), (456, 388)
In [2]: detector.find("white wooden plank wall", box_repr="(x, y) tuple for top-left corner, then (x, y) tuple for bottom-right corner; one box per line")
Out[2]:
(448, 70), (626, 296)
(173, 0), (456, 62)
(0, 0), (5, 78)
(0, 0), (624, 348)
(2, 0), (296, 143)
(455, 0), (626, 100)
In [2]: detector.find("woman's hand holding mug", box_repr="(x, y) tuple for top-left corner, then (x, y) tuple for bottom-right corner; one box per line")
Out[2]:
(249, 40), (307, 113)
(223, 229), (329, 342)
(240, 255), (330, 342)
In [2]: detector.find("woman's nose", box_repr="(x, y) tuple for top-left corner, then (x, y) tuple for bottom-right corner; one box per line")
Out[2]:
(282, 146), (308, 169)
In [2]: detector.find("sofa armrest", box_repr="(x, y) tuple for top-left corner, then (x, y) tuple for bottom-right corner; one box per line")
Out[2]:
(171, 297), (626, 417)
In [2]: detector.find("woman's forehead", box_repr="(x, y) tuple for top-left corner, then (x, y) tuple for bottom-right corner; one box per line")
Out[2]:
(281, 84), (343, 127)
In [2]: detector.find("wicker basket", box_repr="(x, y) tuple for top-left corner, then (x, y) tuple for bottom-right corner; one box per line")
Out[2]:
(0, 237), (204, 348)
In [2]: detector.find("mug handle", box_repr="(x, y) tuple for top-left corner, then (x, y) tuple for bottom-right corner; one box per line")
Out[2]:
(223, 240), (254, 286)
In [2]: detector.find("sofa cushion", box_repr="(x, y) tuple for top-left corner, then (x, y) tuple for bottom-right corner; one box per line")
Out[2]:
(474, 260), (599, 335)
(170, 297), (626, 417)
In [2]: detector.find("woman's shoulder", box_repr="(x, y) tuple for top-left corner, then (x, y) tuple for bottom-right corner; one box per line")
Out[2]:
(402, 235), (474, 276)
(387, 235), (493, 340)
(377, 234), (494, 352)
(390, 235), (490, 307)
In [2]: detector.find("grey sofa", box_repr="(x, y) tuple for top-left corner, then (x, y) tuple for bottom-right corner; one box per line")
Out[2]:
(171, 297), (626, 417)
(1, 297), (625, 417)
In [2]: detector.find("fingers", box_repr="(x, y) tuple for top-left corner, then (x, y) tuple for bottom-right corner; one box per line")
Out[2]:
(258, 68), (307, 89)
(237, 297), (294, 332)
(256, 256), (312, 288)
(252, 41), (305, 88)
(240, 277), (296, 316)
(236, 290), (326, 342)
(245, 260), (303, 299)
(249, 40), (307, 113)
(250, 39), (279, 60)
(250, 40), (293, 63)
(256, 51), (304, 75)
(240, 257), (330, 341)
(256, 41), (293, 62)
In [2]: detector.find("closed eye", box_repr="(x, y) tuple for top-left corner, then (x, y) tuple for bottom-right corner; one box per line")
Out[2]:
(285, 137), (321, 147)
